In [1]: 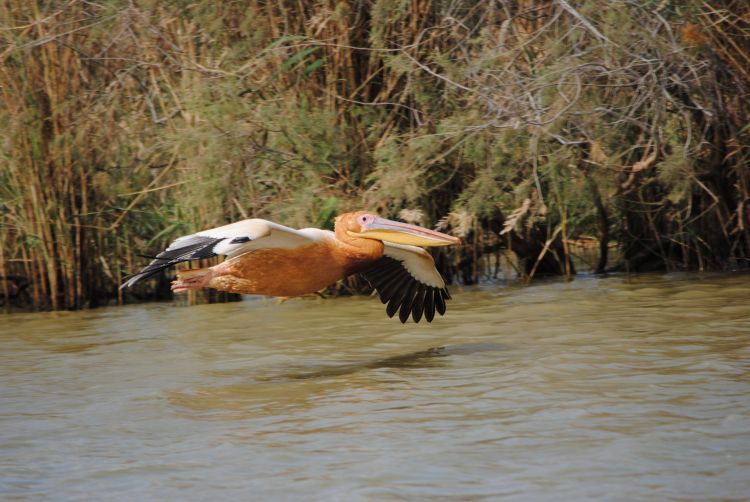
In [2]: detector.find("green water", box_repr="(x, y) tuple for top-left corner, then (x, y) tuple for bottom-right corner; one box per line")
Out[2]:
(1, 273), (749, 500)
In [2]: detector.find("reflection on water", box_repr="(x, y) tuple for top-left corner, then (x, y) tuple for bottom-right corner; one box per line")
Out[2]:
(261, 346), (452, 380)
(1, 273), (750, 500)
(258, 343), (507, 381)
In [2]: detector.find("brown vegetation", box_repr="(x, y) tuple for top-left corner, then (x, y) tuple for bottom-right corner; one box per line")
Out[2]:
(1, 0), (748, 310)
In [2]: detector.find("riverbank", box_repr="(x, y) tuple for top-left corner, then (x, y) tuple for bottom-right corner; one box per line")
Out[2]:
(2, 1), (748, 310)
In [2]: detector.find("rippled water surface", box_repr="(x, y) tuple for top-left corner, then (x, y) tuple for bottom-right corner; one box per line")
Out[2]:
(2, 273), (750, 500)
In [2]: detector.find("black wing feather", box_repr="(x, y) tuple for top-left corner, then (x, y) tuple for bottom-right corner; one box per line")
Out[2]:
(411, 287), (427, 323)
(398, 281), (418, 323)
(121, 236), (224, 288)
(360, 256), (451, 323)
(435, 289), (446, 315)
(371, 264), (406, 303)
(377, 270), (412, 305)
(384, 272), (416, 318)
(424, 288), (436, 322)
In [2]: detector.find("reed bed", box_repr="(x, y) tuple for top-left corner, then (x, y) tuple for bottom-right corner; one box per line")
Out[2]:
(1, 0), (748, 310)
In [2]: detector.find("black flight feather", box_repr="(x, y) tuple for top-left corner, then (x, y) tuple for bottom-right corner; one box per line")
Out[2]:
(424, 288), (436, 322)
(121, 236), (224, 288)
(435, 289), (446, 315)
(360, 255), (451, 323)
(398, 281), (418, 323)
(379, 272), (412, 305)
(411, 287), (427, 323)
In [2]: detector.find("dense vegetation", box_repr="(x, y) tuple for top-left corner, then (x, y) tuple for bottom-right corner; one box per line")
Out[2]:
(1, 0), (748, 310)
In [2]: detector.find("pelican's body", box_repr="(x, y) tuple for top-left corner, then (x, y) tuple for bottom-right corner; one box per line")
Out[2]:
(210, 240), (345, 296)
(122, 212), (460, 322)
(201, 229), (372, 297)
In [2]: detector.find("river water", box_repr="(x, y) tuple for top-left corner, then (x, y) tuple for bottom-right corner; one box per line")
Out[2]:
(1, 273), (749, 500)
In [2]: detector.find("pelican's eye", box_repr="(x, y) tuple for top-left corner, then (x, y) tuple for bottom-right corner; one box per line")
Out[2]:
(358, 214), (374, 227)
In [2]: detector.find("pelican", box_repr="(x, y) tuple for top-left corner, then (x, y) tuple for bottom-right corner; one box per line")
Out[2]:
(121, 212), (460, 322)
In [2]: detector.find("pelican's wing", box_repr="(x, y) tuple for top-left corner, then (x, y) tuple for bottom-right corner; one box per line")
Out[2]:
(121, 219), (326, 288)
(360, 243), (451, 323)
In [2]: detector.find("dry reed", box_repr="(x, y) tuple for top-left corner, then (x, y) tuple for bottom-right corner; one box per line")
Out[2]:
(1, 0), (748, 310)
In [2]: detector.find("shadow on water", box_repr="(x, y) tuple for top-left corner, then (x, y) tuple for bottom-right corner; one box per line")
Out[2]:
(46, 338), (135, 354)
(261, 342), (508, 381)
(166, 343), (507, 418)
(262, 346), (448, 381)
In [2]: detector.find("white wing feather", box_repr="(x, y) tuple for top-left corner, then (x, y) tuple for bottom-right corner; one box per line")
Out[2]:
(122, 219), (332, 288)
(185, 219), (331, 257)
(382, 243), (445, 288)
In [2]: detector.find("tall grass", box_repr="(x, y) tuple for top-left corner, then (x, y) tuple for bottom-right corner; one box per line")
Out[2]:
(1, 0), (748, 310)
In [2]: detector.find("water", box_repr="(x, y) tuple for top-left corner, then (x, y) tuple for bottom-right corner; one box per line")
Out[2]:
(1, 273), (749, 501)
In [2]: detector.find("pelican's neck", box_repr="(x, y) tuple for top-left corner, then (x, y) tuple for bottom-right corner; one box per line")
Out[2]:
(333, 224), (384, 267)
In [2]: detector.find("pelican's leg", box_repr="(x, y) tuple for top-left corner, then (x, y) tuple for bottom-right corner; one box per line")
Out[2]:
(173, 261), (240, 293)
(202, 261), (260, 295)
(171, 268), (213, 293)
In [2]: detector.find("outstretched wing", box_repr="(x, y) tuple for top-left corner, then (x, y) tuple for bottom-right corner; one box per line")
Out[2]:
(121, 219), (323, 288)
(360, 243), (451, 323)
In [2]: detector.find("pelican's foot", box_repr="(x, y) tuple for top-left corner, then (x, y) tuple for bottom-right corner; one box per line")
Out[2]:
(172, 269), (212, 293)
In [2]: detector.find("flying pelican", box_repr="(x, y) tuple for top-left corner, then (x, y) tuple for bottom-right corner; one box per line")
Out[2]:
(121, 212), (460, 322)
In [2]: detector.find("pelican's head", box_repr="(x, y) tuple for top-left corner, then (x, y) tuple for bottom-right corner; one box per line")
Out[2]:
(336, 211), (460, 247)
